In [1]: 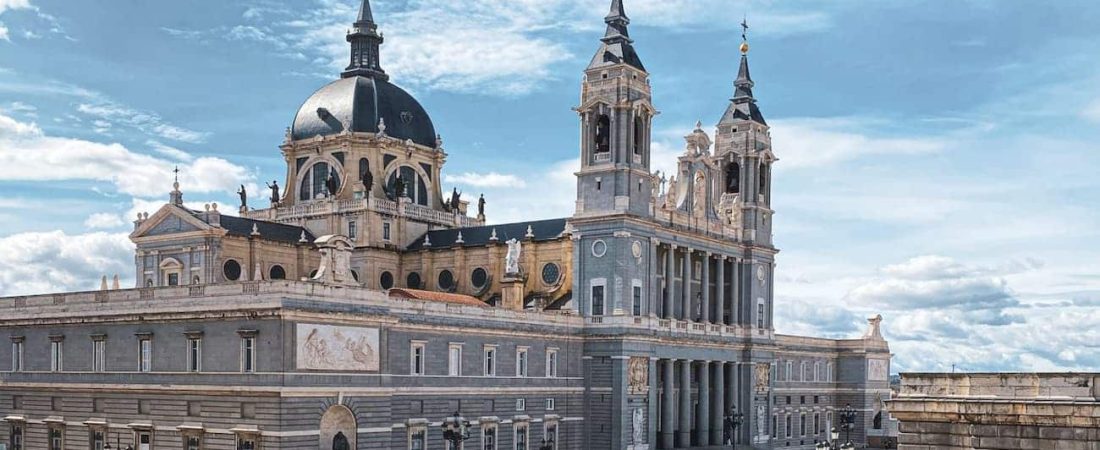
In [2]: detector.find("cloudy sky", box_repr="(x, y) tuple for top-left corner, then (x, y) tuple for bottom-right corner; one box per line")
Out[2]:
(1, 0), (1099, 374)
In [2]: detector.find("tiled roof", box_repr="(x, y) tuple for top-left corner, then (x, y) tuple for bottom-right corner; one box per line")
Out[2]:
(406, 218), (568, 251)
(388, 288), (488, 307)
(217, 215), (315, 245)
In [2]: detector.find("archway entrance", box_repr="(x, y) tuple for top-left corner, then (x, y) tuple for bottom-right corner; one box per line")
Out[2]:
(320, 405), (357, 450)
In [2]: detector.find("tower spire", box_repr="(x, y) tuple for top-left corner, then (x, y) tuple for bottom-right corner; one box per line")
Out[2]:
(342, 0), (388, 80)
(169, 165), (184, 206)
(733, 17), (755, 103)
(588, 0), (645, 71)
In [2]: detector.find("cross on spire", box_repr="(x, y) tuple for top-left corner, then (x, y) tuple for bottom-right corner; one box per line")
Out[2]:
(169, 165), (184, 206)
(741, 16), (749, 42)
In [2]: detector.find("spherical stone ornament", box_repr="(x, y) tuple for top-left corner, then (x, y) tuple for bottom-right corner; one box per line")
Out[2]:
(740, 42), (750, 55)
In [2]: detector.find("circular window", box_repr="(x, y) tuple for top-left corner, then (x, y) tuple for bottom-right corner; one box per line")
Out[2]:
(380, 271), (394, 290)
(541, 263), (561, 286)
(471, 268), (488, 289)
(223, 260), (242, 281)
(438, 270), (455, 291)
(269, 265), (286, 280)
(407, 272), (422, 289)
(591, 240), (608, 258)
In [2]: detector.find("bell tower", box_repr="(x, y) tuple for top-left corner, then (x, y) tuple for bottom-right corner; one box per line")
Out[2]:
(713, 24), (777, 247)
(574, 0), (657, 218)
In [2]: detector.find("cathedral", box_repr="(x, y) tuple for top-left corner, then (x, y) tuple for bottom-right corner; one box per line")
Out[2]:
(0, 1), (893, 449)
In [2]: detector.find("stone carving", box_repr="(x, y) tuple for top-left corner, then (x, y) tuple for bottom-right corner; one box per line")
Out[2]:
(664, 175), (678, 209)
(864, 314), (884, 340)
(719, 193), (742, 229)
(754, 362), (770, 392)
(632, 408), (646, 444)
(692, 171), (707, 219)
(628, 357), (649, 394)
(297, 324), (379, 371)
(505, 238), (522, 276)
(756, 405), (766, 436)
(325, 171), (339, 196)
(266, 180), (280, 206)
(312, 235), (356, 285)
(477, 194), (486, 217)
(868, 359), (889, 381)
(237, 185), (248, 209)
(684, 121), (712, 156)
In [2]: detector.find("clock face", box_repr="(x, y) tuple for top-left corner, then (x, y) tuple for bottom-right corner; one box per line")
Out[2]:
(756, 265), (766, 283)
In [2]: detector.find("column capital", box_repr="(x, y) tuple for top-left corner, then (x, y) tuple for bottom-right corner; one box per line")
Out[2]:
(669, 243), (678, 250)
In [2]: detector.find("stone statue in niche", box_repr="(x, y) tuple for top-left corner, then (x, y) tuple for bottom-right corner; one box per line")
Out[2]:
(692, 171), (707, 218)
(632, 408), (646, 444)
(628, 357), (649, 394)
(757, 405), (767, 435)
(505, 238), (522, 276)
(664, 175), (678, 209)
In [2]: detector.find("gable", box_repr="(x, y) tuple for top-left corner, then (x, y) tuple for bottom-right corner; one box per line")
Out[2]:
(144, 214), (204, 236)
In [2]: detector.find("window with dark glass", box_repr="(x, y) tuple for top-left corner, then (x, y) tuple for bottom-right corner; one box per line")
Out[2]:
(541, 263), (560, 285)
(591, 285), (605, 316)
(186, 435), (202, 450)
(269, 265), (286, 280)
(300, 162), (340, 201)
(348, 220), (357, 239)
(223, 260), (242, 281)
(438, 270), (455, 291)
(236, 435), (257, 450)
(10, 424), (23, 450)
(91, 429), (105, 450)
(187, 338), (201, 372)
(387, 165), (428, 206)
(407, 272), (422, 289)
(594, 114), (610, 154)
(471, 268), (488, 289)
(49, 427), (63, 450)
(383, 222), (392, 241)
(545, 424), (558, 450)
(633, 116), (644, 156)
(241, 337), (255, 373)
(409, 428), (426, 450)
(515, 424), (528, 450)
(380, 271), (395, 290)
(168, 273), (180, 286)
(482, 426), (496, 450)
(632, 285), (642, 316)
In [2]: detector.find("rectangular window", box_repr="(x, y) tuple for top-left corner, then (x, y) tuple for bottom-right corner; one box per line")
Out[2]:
(139, 338), (152, 372)
(235, 435), (256, 450)
(449, 344), (463, 377)
(482, 425), (497, 450)
(516, 347), (528, 377)
(411, 342), (426, 375)
(516, 398), (526, 411)
(771, 414), (777, 438)
(800, 413), (807, 436)
(409, 428), (426, 450)
(814, 412), (820, 435)
(168, 273), (180, 286)
(240, 337), (255, 373)
(591, 285), (605, 316)
(786, 361), (793, 382)
(11, 341), (23, 372)
(49, 427), (63, 450)
(10, 423), (23, 450)
(545, 349), (558, 378)
(545, 398), (555, 411)
(545, 424), (558, 450)
(514, 424), (528, 450)
(785, 414), (792, 438)
(50, 341), (63, 372)
(383, 222), (392, 241)
(186, 435), (202, 450)
(91, 429), (105, 450)
(632, 284), (642, 316)
(484, 346), (497, 376)
(188, 338), (202, 372)
(757, 302), (765, 328)
(92, 340), (106, 372)
(348, 220), (357, 239)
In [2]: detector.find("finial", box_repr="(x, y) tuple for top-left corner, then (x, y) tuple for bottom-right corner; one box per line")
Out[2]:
(251, 223), (260, 236)
(695, 120), (703, 131)
(525, 225), (535, 239)
(173, 165), (180, 184)
(112, 274), (120, 290)
(489, 228), (499, 241)
(100, 275), (108, 291)
(423, 234), (432, 247)
(455, 232), (465, 244)
(299, 231), (308, 243)
(739, 16), (750, 55)
(377, 117), (387, 136)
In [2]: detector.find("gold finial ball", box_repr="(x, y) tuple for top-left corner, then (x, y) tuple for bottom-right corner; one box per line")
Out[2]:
(740, 41), (750, 55)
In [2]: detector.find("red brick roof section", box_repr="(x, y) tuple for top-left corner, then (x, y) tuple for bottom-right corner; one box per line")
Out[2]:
(388, 288), (488, 307)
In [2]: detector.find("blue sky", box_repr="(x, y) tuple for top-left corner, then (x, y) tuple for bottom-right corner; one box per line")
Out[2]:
(1, 0), (1098, 373)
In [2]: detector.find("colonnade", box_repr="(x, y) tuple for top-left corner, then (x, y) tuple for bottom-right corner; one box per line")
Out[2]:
(657, 243), (745, 324)
(657, 359), (746, 448)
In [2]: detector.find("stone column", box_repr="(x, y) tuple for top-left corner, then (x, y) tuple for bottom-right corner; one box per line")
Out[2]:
(664, 244), (675, 319)
(700, 251), (710, 323)
(661, 359), (675, 449)
(715, 255), (726, 326)
(731, 259), (741, 325)
(678, 359), (692, 448)
(697, 361), (711, 446)
(711, 361), (725, 444)
(681, 248), (693, 321)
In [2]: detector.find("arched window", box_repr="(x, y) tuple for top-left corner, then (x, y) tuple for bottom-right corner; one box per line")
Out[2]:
(269, 265), (286, 280)
(386, 165), (429, 206)
(726, 162), (740, 194)
(406, 272), (422, 289)
(873, 412), (883, 430)
(438, 270), (455, 292)
(759, 163), (768, 193)
(471, 268), (488, 290)
(358, 158), (370, 189)
(595, 114), (611, 154)
(223, 259), (242, 281)
(380, 271), (394, 290)
(299, 162), (341, 201)
(632, 116), (644, 156)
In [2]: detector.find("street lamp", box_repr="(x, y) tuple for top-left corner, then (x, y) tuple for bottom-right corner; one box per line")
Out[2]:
(722, 406), (744, 447)
(441, 411), (471, 449)
(839, 404), (857, 447)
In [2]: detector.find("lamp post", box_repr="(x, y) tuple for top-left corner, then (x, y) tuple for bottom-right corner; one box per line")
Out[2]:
(442, 411), (471, 449)
(839, 404), (857, 447)
(722, 406), (744, 448)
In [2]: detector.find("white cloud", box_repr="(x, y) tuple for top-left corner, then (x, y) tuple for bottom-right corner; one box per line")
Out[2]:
(83, 212), (125, 229)
(0, 230), (134, 296)
(146, 140), (193, 162)
(1082, 98), (1100, 123)
(770, 117), (948, 168)
(77, 101), (209, 144)
(0, 23), (9, 42)
(0, 0), (32, 14)
(443, 172), (527, 188)
(0, 112), (253, 198)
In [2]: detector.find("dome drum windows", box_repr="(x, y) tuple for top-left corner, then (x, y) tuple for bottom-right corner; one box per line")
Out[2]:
(541, 263), (562, 287)
(223, 259), (242, 282)
(269, 265), (287, 280)
(299, 161), (342, 201)
(437, 270), (456, 292)
(470, 267), (491, 296)
(380, 271), (395, 290)
(406, 272), (422, 289)
(386, 165), (429, 206)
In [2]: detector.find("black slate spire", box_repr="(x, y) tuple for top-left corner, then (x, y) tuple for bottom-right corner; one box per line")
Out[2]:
(719, 18), (766, 125)
(342, 0), (388, 80)
(588, 0), (645, 71)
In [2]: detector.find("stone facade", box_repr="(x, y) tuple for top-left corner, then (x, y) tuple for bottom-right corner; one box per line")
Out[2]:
(0, 1), (893, 449)
(889, 373), (1100, 449)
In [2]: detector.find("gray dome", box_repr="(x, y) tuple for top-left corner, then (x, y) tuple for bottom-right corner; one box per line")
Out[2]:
(291, 76), (437, 148)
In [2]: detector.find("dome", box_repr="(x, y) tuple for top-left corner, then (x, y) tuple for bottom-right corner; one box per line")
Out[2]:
(291, 76), (437, 148)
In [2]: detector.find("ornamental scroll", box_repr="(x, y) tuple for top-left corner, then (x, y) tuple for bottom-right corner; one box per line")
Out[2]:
(754, 362), (770, 392)
(628, 357), (650, 394)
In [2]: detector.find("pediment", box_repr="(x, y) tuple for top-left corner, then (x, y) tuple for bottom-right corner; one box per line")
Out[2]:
(130, 204), (217, 240)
